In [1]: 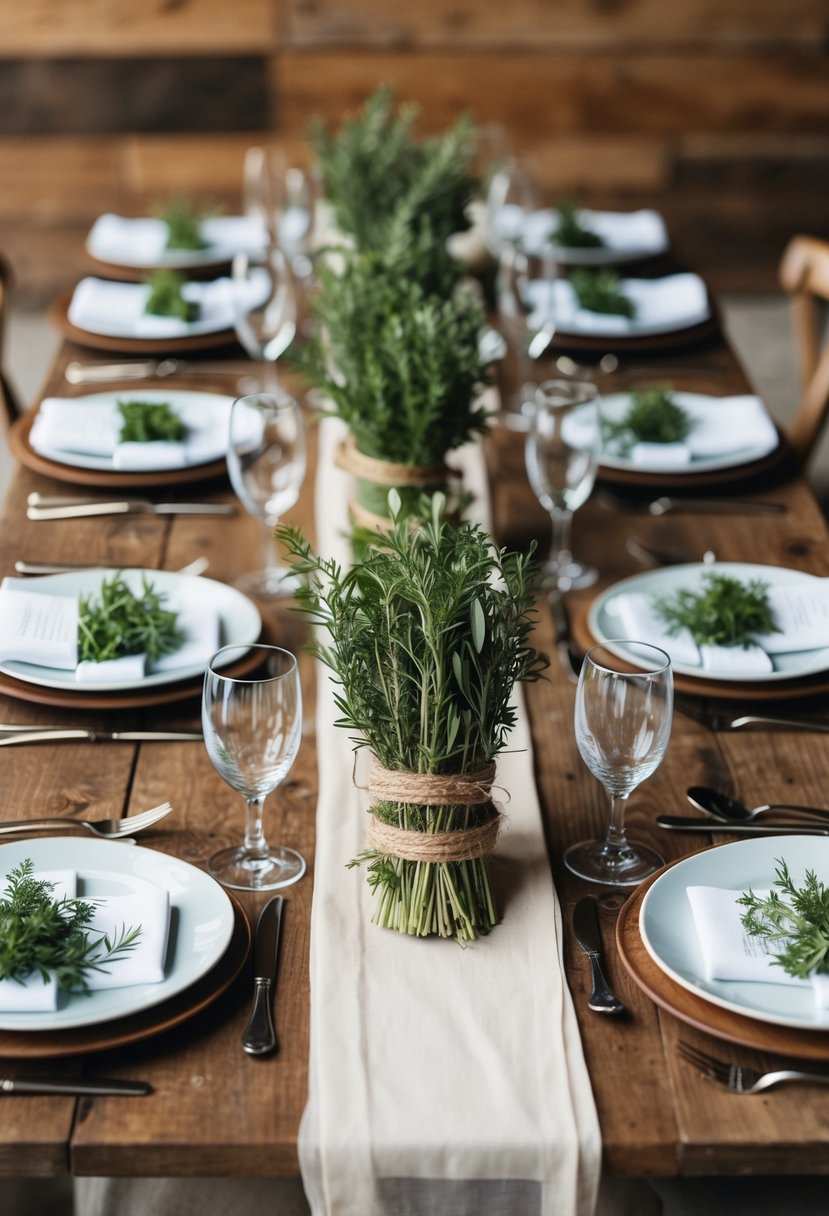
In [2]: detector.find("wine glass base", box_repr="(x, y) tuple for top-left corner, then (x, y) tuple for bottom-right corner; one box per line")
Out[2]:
(563, 839), (664, 887)
(233, 568), (301, 600)
(541, 560), (598, 592)
(208, 845), (306, 892)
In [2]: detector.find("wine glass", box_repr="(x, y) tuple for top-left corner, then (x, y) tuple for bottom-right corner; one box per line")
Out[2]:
(525, 378), (601, 590)
(242, 145), (315, 273)
(566, 642), (672, 886)
(484, 157), (537, 257)
(495, 243), (559, 430)
(202, 644), (304, 891)
(231, 247), (297, 365)
(227, 391), (306, 599)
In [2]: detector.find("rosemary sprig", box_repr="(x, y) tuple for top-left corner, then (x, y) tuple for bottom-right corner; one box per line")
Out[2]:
(553, 202), (604, 249)
(78, 574), (184, 663)
(570, 268), (635, 317)
(652, 572), (780, 648)
(144, 269), (200, 322)
(0, 860), (141, 995)
(602, 386), (692, 453)
(159, 195), (209, 252)
(738, 860), (829, 979)
(117, 400), (186, 443)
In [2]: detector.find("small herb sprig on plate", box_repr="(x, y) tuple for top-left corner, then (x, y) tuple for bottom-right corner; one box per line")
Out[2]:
(159, 195), (208, 252)
(738, 860), (829, 979)
(570, 268), (635, 318)
(78, 574), (184, 664)
(144, 270), (200, 322)
(553, 202), (604, 250)
(118, 400), (186, 443)
(652, 572), (780, 648)
(0, 860), (141, 994)
(602, 386), (692, 453)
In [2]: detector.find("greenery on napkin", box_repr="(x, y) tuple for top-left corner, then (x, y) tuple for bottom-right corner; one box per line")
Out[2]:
(159, 195), (209, 252)
(117, 400), (187, 443)
(78, 574), (184, 664)
(602, 386), (692, 453)
(144, 269), (200, 322)
(0, 860), (141, 994)
(552, 202), (604, 250)
(651, 572), (780, 648)
(570, 268), (635, 317)
(739, 860), (829, 979)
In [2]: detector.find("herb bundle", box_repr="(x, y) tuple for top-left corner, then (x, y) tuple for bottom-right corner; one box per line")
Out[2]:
(553, 202), (604, 250)
(78, 574), (184, 664)
(739, 860), (829, 979)
(0, 860), (141, 994)
(602, 386), (692, 453)
(570, 268), (635, 318)
(652, 572), (780, 648)
(144, 269), (200, 322)
(118, 399), (187, 443)
(159, 196), (208, 252)
(278, 496), (548, 941)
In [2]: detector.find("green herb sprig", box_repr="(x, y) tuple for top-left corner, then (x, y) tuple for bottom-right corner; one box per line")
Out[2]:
(78, 574), (184, 663)
(603, 386), (692, 453)
(117, 400), (186, 443)
(159, 195), (209, 252)
(570, 268), (635, 318)
(0, 860), (141, 994)
(652, 572), (780, 648)
(144, 269), (200, 322)
(553, 202), (604, 250)
(739, 860), (829, 979)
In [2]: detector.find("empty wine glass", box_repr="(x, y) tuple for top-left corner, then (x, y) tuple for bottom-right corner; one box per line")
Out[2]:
(227, 391), (306, 599)
(202, 644), (304, 891)
(232, 247), (297, 364)
(242, 146), (314, 272)
(566, 642), (672, 886)
(525, 378), (601, 590)
(484, 157), (537, 257)
(495, 243), (559, 430)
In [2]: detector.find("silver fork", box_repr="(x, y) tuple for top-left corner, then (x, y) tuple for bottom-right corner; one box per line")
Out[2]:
(0, 801), (173, 840)
(677, 1041), (829, 1094)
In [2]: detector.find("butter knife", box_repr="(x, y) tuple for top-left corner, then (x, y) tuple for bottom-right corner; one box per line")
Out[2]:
(242, 896), (284, 1056)
(64, 359), (253, 385)
(1, 1076), (150, 1096)
(657, 816), (829, 836)
(27, 500), (236, 520)
(0, 729), (203, 747)
(572, 896), (626, 1015)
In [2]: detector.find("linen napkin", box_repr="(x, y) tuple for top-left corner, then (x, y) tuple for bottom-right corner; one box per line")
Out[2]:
(522, 207), (668, 259)
(619, 395), (779, 470)
(86, 212), (267, 265)
(297, 412), (601, 1216)
(0, 869), (170, 1013)
(525, 272), (710, 337)
(687, 885), (829, 1010)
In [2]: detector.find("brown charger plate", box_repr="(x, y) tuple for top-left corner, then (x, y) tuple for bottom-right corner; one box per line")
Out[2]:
(8, 406), (229, 490)
(617, 862), (829, 1060)
(547, 314), (721, 355)
(50, 289), (241, 356)
(0, 893), (250, 1059)
(86, 253), (233, 284)
(569, 597), (829, 702)
(597, 427), (788, 491)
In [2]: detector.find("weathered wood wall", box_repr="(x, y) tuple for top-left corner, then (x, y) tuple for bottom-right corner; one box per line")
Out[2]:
(1, 0), (827, 303)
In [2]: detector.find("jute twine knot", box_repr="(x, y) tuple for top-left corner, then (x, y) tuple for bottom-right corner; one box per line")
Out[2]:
(369, 760), (496, 806)
(335, 436), (448, 488)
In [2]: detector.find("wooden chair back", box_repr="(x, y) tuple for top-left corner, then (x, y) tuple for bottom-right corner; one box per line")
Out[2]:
(0, 252), (24, 428)
(779, 235), (829, 464)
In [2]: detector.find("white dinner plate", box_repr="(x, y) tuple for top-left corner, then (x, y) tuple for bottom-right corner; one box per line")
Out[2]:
(0, 568), (261, 692)
(30, 389), (235, 473)
(588, 562), (829, 683)
(521, 207), (669, 265)
(524, 272), (710, 339)
(640, 836), (829, 1031)
(0, 837), (234, 1031)
(86, 213), (268, 271)
(599, 391), (780, 475)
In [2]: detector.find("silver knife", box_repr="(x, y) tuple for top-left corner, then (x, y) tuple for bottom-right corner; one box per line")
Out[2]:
(648, 496), (786, 516)
(1, 1076), (150, 1096)
(0, 729), (203, 747)
(657, 816), (829, 836)
(27, 500), (236, 520)
(64, 359), (254, 385)
(242, 896), (284, 1056)
(572, 896), (626, 1015)
(548, 592), (580, 685)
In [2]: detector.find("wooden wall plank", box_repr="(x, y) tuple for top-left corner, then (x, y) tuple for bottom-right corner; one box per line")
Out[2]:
(0, 138), (123, 219)
(1, 0), (278, 57)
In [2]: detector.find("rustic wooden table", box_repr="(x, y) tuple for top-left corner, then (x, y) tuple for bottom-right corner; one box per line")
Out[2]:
(1, 332), (828, 1182)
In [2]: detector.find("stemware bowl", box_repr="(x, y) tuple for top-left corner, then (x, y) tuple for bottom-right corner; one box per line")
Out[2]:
(202, 644), (304, 891)
(227, 391), (306, 599)
(525, 378), (602, 590)
(231, 247), (297, 366)
(566, 641), (672, 886)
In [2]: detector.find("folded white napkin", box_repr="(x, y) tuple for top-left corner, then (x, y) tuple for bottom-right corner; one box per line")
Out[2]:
(525, 272), (710, 336)
(0, 869), (170, 1014)
(687, 884), (829, 1011)
(86, 212), (267, 265)
(522, 207), (668, 258)
(620, 395), (778, 470)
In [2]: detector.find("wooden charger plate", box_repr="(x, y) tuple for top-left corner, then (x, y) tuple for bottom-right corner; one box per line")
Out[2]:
(547, 313), (721, 355)
(617, 863), (829, 1060)
(50, 289), (240, 356)
(0, 894), (251, 1059)
(86, 253), (232, 284)
(596, 427), (788, 491)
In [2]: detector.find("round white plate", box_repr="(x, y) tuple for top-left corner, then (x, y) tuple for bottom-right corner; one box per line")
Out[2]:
(521, 208), (669, 265)
(599, 391), (780, 475)
(640, 836), (829, 1031)
(0, 568), (261, 692)
(30, 389), (235, 473)
(588, 562), (829, 683)
(86, 213), (267, 271)
(0, 837), (234, 1031)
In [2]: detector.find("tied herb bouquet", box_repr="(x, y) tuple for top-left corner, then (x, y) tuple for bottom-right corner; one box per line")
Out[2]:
(278, 496), (547, 942)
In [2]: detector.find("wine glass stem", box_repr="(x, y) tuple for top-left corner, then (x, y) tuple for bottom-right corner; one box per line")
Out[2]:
(548, 508), (573, 573)
(261, 517), (281, 576)
(605, 793), (630, 853)
(244, 794), (269, 858)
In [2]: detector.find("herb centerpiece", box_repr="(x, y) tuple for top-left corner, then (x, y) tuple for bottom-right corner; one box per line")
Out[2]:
(278, 495), (547, 941)
(652, 572), (780, 649)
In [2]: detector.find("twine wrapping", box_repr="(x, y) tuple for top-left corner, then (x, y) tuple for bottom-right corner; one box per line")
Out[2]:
(336, 436), (448, 488)
(348, 498), (395, 534)
(368, 810), (501, 863)
(368, 761), (496, 806)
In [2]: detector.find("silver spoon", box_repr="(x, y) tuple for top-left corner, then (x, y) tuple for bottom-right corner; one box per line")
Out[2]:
(687, 785), (829, 825)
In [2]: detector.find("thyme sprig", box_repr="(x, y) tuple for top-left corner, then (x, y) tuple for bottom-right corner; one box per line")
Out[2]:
(144, 270), (200, 322)
(738, 860), (829, 980)
(652, 572), (780, 648)
(570, 268), (635, 317)
(78, 574), (184, 663)
(553, 202), (604, 250)
(603, 386), (692, 453)
(0, 860), (141, 995)
(117, 399), (187, 443)
(159, 195), (209, 252)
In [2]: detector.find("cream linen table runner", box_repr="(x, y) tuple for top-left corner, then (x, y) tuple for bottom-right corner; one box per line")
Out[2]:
(298, 412), (601, 1216)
